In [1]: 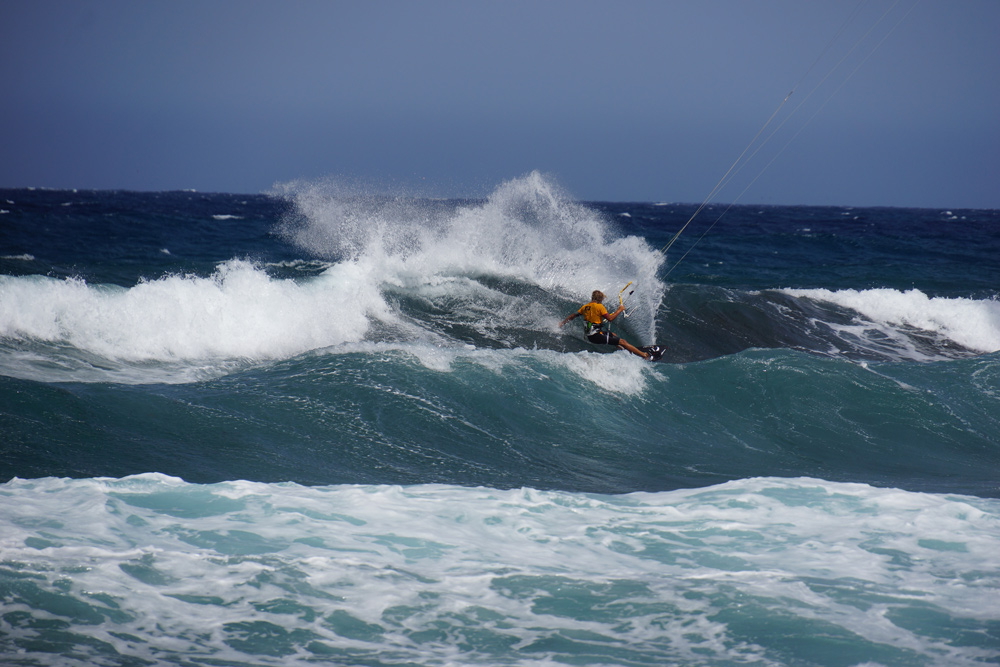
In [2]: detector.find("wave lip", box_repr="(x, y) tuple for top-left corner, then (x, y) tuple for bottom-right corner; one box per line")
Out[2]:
(785, 287), (1000, 355)
(0, 259), (374, 369)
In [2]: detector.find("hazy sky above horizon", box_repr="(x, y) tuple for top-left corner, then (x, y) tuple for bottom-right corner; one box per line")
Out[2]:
(2, 0), (997, 208)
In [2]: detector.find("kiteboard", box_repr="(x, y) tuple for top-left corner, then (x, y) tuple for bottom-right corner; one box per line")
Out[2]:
(641, 345), (666, 362)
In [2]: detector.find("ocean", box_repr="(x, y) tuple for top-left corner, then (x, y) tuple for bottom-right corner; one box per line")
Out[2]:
(1, 172), (998, 666)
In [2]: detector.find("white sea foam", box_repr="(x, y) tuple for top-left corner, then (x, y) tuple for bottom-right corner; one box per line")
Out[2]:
(555, 348), (651, 394)
(786, 287), (1000, 354)
(1, 475), (996, 666)
(0, 260), (380, 363)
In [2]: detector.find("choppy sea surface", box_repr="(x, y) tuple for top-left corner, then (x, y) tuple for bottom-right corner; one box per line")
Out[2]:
(2, 173), (998, 665)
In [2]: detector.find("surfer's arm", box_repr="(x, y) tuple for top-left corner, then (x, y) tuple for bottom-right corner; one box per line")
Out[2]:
(559, 312), (579, 328)
(604, 304), (626, 322)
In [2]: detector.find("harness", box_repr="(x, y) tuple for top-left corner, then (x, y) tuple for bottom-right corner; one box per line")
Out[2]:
(580, 302), (614, 344)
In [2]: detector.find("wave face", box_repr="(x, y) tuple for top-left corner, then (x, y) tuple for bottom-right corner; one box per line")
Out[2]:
(1, 178), (999, 665)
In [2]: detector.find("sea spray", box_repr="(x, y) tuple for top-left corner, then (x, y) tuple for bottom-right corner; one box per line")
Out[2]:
(275, 171), (666, 343)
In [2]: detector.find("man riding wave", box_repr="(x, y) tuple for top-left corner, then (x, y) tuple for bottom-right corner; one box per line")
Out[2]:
(559, 290), (650, 360)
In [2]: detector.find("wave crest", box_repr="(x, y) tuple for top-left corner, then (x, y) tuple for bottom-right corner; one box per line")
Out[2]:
(786, 287), (1000, 355)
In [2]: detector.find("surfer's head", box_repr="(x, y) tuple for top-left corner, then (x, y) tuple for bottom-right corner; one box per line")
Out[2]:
(591, 290), (605, 303)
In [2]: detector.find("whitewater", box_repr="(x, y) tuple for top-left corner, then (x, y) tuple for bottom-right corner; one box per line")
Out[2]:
(1, 174), (999, 665)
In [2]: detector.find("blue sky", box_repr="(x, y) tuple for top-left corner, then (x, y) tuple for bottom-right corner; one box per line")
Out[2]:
(2, 0), (997, 207)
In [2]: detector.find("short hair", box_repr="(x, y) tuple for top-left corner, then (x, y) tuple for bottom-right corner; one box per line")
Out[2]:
(591, 290), (605, 302)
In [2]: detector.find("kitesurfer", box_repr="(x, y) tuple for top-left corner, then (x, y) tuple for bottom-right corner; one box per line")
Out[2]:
(560, 290), (650, 359)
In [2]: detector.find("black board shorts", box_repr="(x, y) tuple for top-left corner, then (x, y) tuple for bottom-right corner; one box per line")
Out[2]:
(587, 331), (621, 346)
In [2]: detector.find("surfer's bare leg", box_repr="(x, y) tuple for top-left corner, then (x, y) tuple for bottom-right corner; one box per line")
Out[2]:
(618, 340), (649, 360)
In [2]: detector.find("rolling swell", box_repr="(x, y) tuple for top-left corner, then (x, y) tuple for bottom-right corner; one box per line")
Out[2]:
(3, 344), (996, 497)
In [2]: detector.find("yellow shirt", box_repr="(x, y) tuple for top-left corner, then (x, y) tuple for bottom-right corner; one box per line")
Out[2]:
(578, 301), (608, 332)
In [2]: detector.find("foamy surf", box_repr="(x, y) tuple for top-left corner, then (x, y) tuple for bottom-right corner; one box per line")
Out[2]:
(0, 261), (373, 360)
(1, 474), (996, 667)
(786, 287), (1000, 355)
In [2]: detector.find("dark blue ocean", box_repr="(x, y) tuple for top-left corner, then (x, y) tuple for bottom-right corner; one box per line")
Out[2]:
(2, 173), (999, 666)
